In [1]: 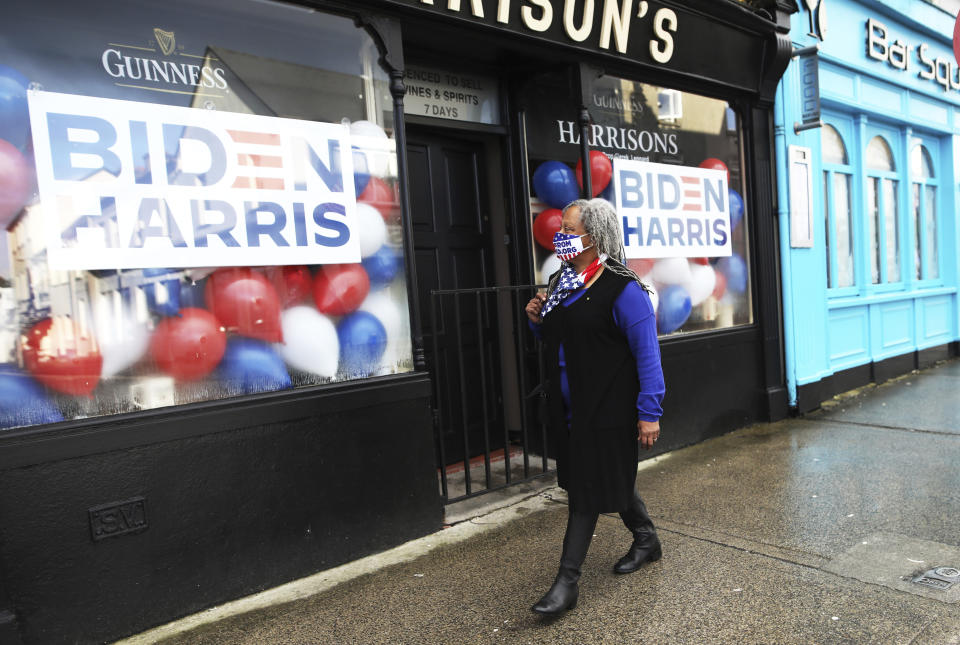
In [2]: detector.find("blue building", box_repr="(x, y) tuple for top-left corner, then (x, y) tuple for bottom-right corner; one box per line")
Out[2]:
(776, 0), (960, 411)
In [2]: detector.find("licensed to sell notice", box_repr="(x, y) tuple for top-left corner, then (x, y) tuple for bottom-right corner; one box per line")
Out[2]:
(403, 65), (500, 125)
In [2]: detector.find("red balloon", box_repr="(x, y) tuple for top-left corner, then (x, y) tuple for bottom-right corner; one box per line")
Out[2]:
(575, 150), (613, 197)
(150, 308), (226, 380)
(690, 257), (710, 266)
(358, 176), (400, 221)
(0, 138), (32, 227)
(532, 208), (563, 250)
(712, 270), (728, 300)
(955, 13), (960, 67)
(21, 317), (102, 396)
(698, 158), (730, 183)
(313, 264), (370, 316)
(205, 268), (283, 342)
(264, 265), (312, 307)
(627, 258), (655, 277)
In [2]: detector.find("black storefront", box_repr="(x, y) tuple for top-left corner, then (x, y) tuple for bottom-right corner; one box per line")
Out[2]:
(0, 1), (795, 642)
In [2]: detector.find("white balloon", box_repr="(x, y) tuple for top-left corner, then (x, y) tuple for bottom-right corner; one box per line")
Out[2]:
(360, 291), (406, 373)
(539, 254), (561, 284)
(349, 120), (388, 139)
(357, 203), (388, 258)
(651, 257), (691, 285)
(645, 282), (659, 314)
(275, 306), (339, 377)
(184, 267), (217, 283)
(92, 297), (150, 378)
(682, 263), (717, 307)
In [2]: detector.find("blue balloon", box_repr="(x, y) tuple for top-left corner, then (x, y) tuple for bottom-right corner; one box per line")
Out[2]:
(353, 147), (371, 196)
(729, 189), (744, 230)
(656, 285), (692, 335)
(716, 254), (748, 294)
(0, 367), (63, 430)
(141, 268), (181, 316)
(533, 161), (579, 209)
(219, 338), (291, 395)
(337, 311), (387, 377)
(361, 245), (402, 289)
(179, 279), (207, 309)
(0, 64), (30, 152)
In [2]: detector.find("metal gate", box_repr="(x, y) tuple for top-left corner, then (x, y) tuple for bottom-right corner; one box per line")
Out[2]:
(428, 284), (555, 504)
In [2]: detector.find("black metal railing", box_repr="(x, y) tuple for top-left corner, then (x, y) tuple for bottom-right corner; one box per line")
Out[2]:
(429, 284), (554, 504)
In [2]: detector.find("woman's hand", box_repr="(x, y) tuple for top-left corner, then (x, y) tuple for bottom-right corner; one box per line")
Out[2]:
(638, 419), (660, 450)
(525, 292), (547, 323)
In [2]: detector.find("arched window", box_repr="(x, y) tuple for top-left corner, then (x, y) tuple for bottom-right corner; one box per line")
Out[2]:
(865, 135), (899, 284)
(821, 124), (853, 288)
(910, 143), (938, 280)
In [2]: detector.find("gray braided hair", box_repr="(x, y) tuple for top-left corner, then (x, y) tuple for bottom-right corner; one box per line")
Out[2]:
(546, 198), (651, 294)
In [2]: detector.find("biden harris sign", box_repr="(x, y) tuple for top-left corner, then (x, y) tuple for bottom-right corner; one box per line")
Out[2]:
(27, 91), (361, 270)
(614, 159), (732, 259)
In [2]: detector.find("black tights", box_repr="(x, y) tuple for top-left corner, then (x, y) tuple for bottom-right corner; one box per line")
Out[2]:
(559, 490), (655, 580)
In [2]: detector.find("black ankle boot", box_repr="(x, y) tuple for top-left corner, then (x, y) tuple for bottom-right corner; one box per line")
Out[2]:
(614, 493), (661, 574)
(531, 568), (579, 615)
(532, 509), (597, 615)
(613, 530), (662, 574)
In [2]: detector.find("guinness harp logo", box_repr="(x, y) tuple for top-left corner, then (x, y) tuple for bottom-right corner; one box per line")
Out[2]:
(153, 28), (176, 55)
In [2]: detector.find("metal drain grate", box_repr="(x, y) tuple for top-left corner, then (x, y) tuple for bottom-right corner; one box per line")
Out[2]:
(912, 566), (960, 590)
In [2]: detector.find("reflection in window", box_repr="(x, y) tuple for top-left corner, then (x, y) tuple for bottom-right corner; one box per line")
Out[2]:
(0, 0), (412, 431)
(821, 124), (853, 288)
(522, 71), (753, 337)
(821, 124), (848, 165)
(867, 177), (880, 284)
(883, 179), (899, 282)
(910, 143), (938, 281)
(926, 186), (938, 279)
(865, 136), (899, 284)
(866, 136), (895, 171)
(832, 174), (854, 287)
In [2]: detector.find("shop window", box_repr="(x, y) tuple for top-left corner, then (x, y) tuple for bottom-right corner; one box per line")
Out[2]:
(865, 135), (900, 285)
(910, 143), (938, 280)
(0, 0), (412, 430)
(821, 124), (854, 288)
(521, 71), (752, 337)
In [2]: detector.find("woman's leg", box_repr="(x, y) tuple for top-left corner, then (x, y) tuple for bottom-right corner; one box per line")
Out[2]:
(531, 506), (599, 615)
(613, 489), (662, 574)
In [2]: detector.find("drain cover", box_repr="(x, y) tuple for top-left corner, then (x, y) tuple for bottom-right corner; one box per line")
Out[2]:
(913, 566), (960, 590)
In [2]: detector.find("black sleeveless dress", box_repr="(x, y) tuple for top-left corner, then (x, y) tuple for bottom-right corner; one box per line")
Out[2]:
(540, 268), (643, 512)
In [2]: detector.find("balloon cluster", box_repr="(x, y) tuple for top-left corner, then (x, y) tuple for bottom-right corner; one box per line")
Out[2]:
(528, 152), (746, 335)
(2, 112), (407, 429)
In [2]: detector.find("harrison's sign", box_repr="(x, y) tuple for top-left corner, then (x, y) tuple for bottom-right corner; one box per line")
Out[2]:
(402, 0), (680, 63)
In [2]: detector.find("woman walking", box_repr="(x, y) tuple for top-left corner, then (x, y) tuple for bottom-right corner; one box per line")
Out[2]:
(525, 198), (665, 615)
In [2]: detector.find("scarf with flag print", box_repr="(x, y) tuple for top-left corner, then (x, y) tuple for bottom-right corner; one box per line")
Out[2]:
(540, 253), (608, 319)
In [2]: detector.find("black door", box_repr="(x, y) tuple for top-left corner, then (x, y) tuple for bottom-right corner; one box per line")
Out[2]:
(406, 129), (503, 468)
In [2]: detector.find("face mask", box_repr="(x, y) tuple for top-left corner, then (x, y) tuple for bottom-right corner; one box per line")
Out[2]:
(553, 232), (593, 262)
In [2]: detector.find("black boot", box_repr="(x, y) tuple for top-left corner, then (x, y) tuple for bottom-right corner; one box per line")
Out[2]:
(532, 509), (598, 615)
(614, 493), (662, 574)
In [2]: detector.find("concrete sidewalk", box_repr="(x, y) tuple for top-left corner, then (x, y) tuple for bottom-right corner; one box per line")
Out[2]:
(130, 360), (960, 644)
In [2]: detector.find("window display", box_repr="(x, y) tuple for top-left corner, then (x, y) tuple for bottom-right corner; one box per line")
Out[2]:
(523, 71), (752, 336)
(0, 0), (412, 430)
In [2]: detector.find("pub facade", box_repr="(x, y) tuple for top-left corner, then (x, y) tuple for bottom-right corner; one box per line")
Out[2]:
(774, 0), (960, 412)
(0, 0), (796, 641)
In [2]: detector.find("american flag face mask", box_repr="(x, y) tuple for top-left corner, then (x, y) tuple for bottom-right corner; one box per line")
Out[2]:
(552, 232), (593, 262)
(541, 253), (607, 319)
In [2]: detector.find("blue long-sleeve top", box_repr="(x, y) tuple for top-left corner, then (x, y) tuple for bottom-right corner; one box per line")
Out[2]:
(530, 280), (664, 422)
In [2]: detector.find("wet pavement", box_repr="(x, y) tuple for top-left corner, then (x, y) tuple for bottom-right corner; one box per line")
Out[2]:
(143, 359), (960, 644)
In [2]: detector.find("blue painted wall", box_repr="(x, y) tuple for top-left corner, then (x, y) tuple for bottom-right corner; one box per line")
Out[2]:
(775, 0), (960, 405)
